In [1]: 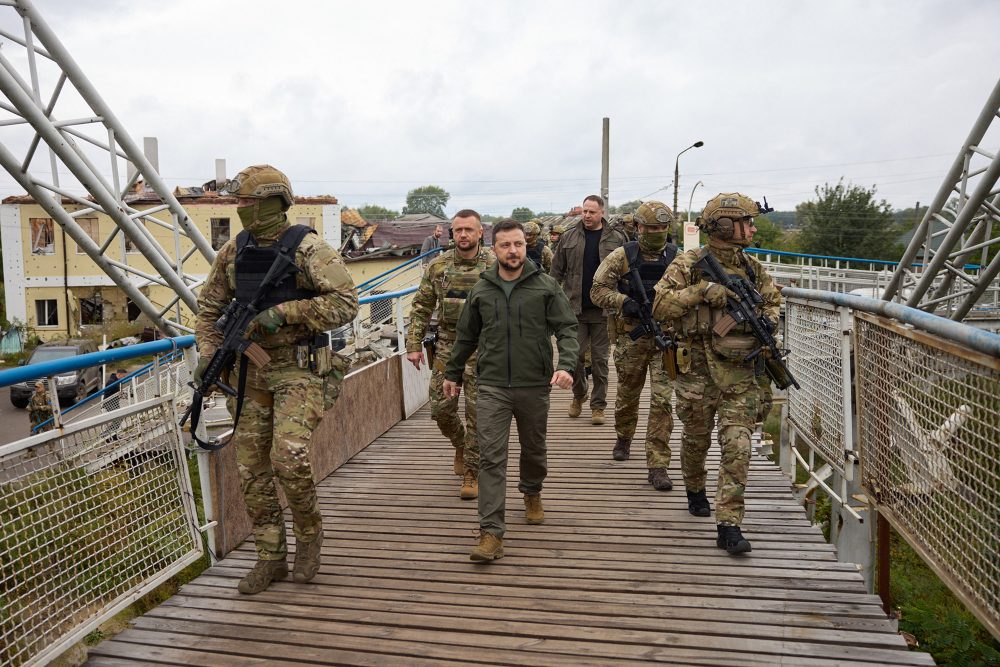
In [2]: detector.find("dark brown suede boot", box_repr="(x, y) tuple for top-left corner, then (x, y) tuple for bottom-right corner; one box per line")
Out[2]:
(648, 467), (674, 491)
(612, 437), (631, 461)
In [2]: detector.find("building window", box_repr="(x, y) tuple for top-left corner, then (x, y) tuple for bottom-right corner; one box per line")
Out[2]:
(80, 295), (103, 325)
(30, 218), (55, 255)
(124, 222), (145, 254)
(77, 218), (99, 254)
(126, 299), (141, 322)
(296, 216), (316, 229)
(35, 299), (58, 327)
(210, 217), (230, 250)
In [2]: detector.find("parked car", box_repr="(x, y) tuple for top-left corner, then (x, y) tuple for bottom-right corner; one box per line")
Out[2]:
(9, 339), (102, 409)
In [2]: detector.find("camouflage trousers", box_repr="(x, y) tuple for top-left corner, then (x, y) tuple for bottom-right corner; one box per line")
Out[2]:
(674, 343), (759, 526)
(613, 334), (674, 468)
(228, 353), (332, 561)
(428, 336), (480, 473)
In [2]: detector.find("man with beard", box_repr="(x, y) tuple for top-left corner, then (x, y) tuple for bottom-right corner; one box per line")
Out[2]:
(406, 210), (494, 499)
(591, 201), (679, 490)
(444, 219), (578, 562)
(195, 165), (358, 593)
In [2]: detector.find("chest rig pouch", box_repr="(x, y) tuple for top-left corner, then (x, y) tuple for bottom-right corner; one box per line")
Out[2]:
(438, 251), (489, 328)
(616, 241), (677, 303)
(234, 224), (318, 309)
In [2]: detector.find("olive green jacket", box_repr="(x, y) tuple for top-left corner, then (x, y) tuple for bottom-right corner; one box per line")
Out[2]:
(550, 219), (628, 314)
(445, 261), (579, 388)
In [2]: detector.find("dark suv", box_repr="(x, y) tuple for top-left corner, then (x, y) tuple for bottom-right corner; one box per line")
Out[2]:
(9, 339), (102, 409)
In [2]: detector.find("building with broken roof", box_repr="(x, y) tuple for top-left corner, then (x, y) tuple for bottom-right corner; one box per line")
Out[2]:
(0, 181), (341, 340)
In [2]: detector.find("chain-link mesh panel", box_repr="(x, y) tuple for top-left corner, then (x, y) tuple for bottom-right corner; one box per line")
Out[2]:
(786, 299), (852, 475)
(0, 398), (202, 667)
(856, 312), (1000, 639)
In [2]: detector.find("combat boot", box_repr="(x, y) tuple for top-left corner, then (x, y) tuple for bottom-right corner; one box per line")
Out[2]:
(470, 530), (504, 562)
(524, 493), (545, 524)
(237, 558), (288, 595)
(687, 489), (712, 517)
(453, 447), (464, 476)
(293, 531), (323, 583)
(460, 469), (478, 500)
(716, 524), (752, 555)
(568, 397), (583, 418)
(648, 468), (673, 491)
(591, 409), (606, 425)
(612, 437), (631, 461)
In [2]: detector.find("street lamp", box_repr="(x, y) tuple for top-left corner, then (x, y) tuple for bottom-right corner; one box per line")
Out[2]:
(673, 140), (704, 218)
(684, 180), (704, 252)
(687, 180), (704, 224)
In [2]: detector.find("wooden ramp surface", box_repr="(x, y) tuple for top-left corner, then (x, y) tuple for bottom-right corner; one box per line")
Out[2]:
(87, 372), (933, 666)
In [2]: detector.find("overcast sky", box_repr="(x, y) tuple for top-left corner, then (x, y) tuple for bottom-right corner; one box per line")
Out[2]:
(0, 0), (997, 216)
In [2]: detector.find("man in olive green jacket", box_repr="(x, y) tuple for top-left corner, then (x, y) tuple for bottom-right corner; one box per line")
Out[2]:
(444, 219), (579, 563)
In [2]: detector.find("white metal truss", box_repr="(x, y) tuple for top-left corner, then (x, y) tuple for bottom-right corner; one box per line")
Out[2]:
(0, 0), (213, 336)
(884, 77), (1000, 321)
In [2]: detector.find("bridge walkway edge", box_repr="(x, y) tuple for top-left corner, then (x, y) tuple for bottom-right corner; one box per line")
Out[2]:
(85, 368), (933, 666)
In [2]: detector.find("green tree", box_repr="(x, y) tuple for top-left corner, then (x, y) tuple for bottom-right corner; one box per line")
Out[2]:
(511, 207), (534, 222)
(402, 185), (450, 218)
(752, 215), (784, 250)
(610, 199), (642, 214)
(796, 180), (899, 260)
(357, 203), (399, 221)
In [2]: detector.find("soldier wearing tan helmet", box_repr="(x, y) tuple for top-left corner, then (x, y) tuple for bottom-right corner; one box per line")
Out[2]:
(195, 164), (359, 593)
(591, 201), (679, 488)
(523, 220), (553, 273)
(651, 193), (781, 555)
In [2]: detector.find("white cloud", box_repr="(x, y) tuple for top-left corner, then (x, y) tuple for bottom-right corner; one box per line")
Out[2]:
(0, 0), (996, 215)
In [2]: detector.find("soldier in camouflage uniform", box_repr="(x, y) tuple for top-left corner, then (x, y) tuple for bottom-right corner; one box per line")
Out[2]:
(591, 201), (678, 490)
(406, 209), (494, 500)
(28, 381), (53, 433)
(195, 165), (359, 593)
(652, 193), (781, 555)
(523, 221), (553, 273)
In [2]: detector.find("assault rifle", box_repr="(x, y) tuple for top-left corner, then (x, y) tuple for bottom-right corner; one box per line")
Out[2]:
(694, 251), (799, 390)
(179, 244), (303, 450)
(624, 263), (673, 352)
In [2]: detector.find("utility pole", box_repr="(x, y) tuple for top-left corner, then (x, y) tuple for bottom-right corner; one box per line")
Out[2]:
(601, 118), (610, 209)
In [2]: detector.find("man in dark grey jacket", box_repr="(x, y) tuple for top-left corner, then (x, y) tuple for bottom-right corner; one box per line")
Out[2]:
(550, 195), (628, 425)
(444, 219), (579, 562)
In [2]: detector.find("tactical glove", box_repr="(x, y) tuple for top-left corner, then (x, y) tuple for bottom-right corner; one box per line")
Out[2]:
(703, 283), (735, 308)
(621, 298), (643, 319)
(193, 356), (210, 387)
(252, 306), (286, 335)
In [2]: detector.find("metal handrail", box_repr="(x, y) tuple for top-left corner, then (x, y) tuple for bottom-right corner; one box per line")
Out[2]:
(748, 246), (981, 270)
(356, 246), (442, 293)
(781, 287), (1000, 357)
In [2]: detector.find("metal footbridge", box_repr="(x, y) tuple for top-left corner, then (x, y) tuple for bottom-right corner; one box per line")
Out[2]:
(0, 1), (999, 664)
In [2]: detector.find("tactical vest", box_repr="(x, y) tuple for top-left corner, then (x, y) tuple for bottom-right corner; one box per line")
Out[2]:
(437, 249), (491, 331)
(234, 224), (318, 309)
(616, 241), (678, 303)
(526, 238), (545, 270)
(679, 248), (760, 341)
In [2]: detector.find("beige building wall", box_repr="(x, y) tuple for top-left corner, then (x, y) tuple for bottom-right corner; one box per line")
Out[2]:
(2, 196), (341, 341)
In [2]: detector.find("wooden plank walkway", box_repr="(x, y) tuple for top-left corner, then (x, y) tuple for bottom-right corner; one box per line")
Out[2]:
(87, 371), (933, 666)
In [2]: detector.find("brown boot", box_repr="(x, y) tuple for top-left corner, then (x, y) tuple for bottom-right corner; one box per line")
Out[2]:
(453, 447), (464, 476)
(648, 468), (674, 491)
(524, 493), (545, 524)
(460, 469), (478, 500)
(237, 558), (288, 595)
(591, 409), (605, 425)
(568, 397), (583, 418)
(470, 530), (504, 562)
(293, 530), (323, 583)
(612, 437), (631, 461)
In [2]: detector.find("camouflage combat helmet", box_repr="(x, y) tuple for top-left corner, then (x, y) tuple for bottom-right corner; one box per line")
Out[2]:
(224, 164), (295, 210)
(697, 192), (760, 239)
(634, 201), (675, 228)
(523, 220), (541, 241)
